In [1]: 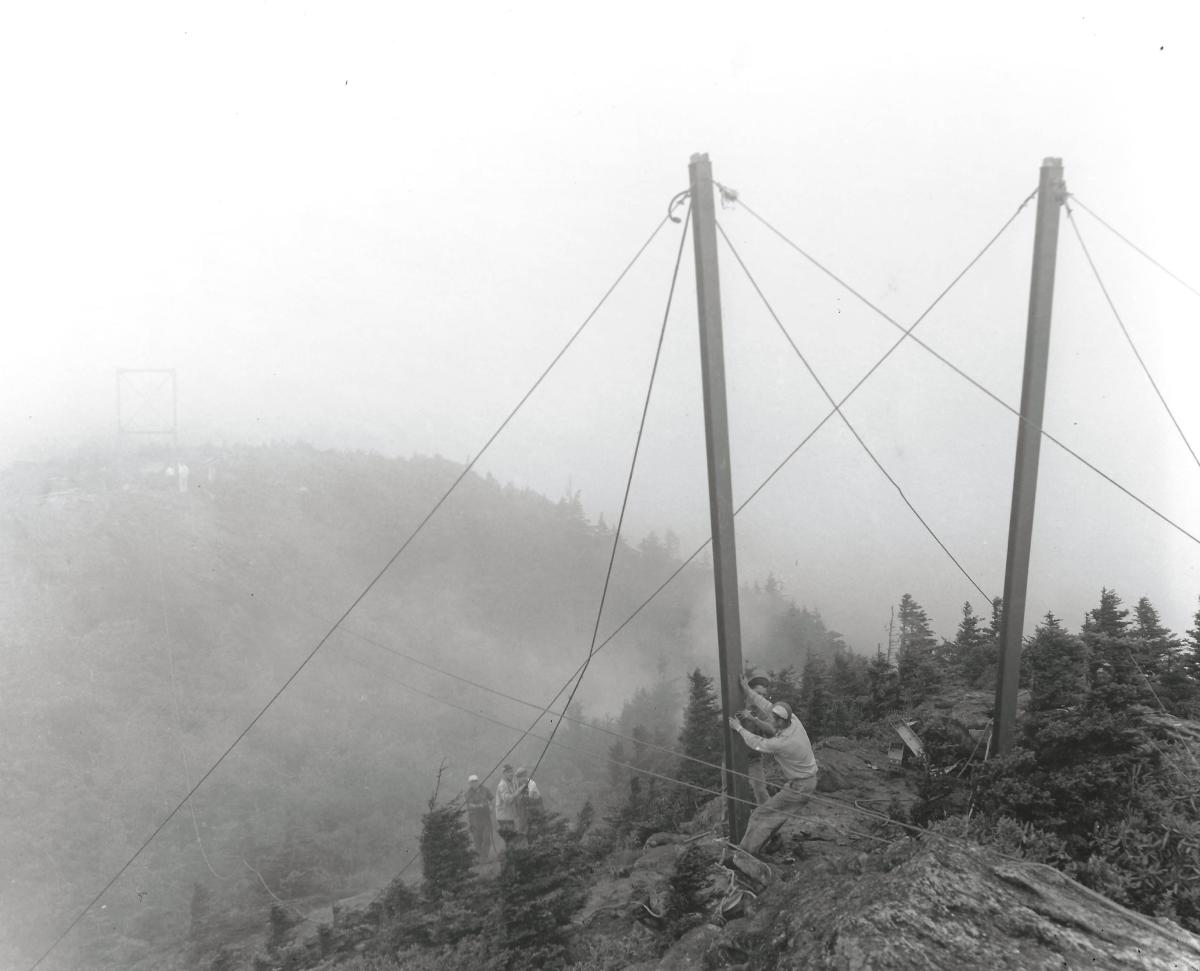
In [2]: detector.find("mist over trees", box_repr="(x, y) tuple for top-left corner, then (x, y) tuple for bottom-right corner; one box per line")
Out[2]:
(6, 444), (1200, 968)
(0, 443), (852, 969)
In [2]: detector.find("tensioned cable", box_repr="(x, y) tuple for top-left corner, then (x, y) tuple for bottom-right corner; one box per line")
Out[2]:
(342, 621), (844, 814)
(1119, 646), (1200, 774)
(26, 215), (670, 971)
(313, 194), (1037, 806)
(156, 560), (237, 883)
(349, 639), (1197, 935)
(337, 644), (892, 847)
(448, 193), (1044, 752)
(341, 634), (875, 822)
(338, 630), (901, 815)
(1065, 205), (1200, 472)
(466, 214), (697, 792)
(732, 194), (1200, 547)
(351, 641), (1200, 936)
(342, 641), (1139, 884)
(1069, 196), (1200, 301)
(716, 220), (992, 604)
(529, 208), (691, 780)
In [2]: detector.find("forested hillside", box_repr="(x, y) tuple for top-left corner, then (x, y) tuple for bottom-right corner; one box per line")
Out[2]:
(8, 444), (1198, 970)
(239, 585), (1200, 971)
(0, 444), (850, 970)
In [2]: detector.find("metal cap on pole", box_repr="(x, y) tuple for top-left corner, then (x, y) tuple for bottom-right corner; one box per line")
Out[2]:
(688, 153), (753, 838)
(994, 157), (1066, 756)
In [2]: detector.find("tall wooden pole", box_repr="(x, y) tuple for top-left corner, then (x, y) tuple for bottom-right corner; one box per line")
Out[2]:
(689, 152), (752, 839)
(994, 157), (1065, 756)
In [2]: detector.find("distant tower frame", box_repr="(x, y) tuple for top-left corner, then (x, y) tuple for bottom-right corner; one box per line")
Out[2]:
(116, 368), (178, 452)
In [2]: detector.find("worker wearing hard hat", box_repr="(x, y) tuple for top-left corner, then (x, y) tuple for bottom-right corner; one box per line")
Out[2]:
(727, 700), (818, 856)
(738, 673), (782, 805)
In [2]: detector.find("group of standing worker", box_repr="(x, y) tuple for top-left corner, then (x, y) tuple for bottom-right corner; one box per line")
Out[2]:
(461, 673), (816, 866)
(464, 764), (542, 863)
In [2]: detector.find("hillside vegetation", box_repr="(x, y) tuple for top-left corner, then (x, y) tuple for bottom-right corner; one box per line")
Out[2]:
(0, 444), (850, 970)
(5, 444), (1199, 969)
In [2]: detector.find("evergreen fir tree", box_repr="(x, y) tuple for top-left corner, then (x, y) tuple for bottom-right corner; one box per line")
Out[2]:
(954, 601), (990, 684)
(974, 676), (1200, 931)
(1081, 588), (1148, 709)
(826, 652), (870, 735)
(796, 654), (832, 739)
(497, 812), (586, 968)
(1028, 613), (1089, 712)
(1086, 587), (1130, 637)
(827, 652), (869, 700)
(1167, 598), (1200, 715)
(986, 596), (1003, 639)
(964, 596), (1004, 688)
(1131, 596), (1180, 675)
(768, 665), (804, 707)
(865, 647), (900, 719)
(1132, 596), (1198, 716)
(896, 594), (939, 704)
(419, 789), (474, 904)
(1185, 597), (1200, 682)
(676, 668), (722, 808)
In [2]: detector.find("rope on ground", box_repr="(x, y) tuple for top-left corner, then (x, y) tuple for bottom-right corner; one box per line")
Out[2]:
(242, 858), (313, 924)
(716, 220), (992, 605)
(730, 191), (1200, 548)
(1065, 204), (1200, 472)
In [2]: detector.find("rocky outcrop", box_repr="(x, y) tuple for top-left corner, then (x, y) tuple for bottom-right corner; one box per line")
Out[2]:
(575, 730), (1200, 969)
(814, 736), (890, 793)
(725, 838), (1200, 970)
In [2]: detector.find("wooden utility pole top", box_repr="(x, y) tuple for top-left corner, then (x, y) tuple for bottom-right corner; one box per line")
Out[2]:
(688, 152), (753, 839)
(994, 157), (1065, 756)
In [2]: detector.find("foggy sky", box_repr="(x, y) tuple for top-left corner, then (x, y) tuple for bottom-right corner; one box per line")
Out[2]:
(3, 2), (1199, 653)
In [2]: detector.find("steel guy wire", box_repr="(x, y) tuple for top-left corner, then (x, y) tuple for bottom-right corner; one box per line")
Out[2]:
(339, 633), (892, 826)
(716, 220), (993, 605)
(1120, 645), (1200, 774)
(532, 206), (690, 779)
(539, 190), (1044, 668)
(339, 627), (963, 836)
(731, 194), (1200, 548)
(1069, 196), (1200, 301)
(338, 641), (1106, 874)
(336, 645), (893, 847)
(25, 214), (671, 971)
(156, 556), (238, 883)
(1065, 205), (1200, 472)
(423, 191), (1048, 778)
